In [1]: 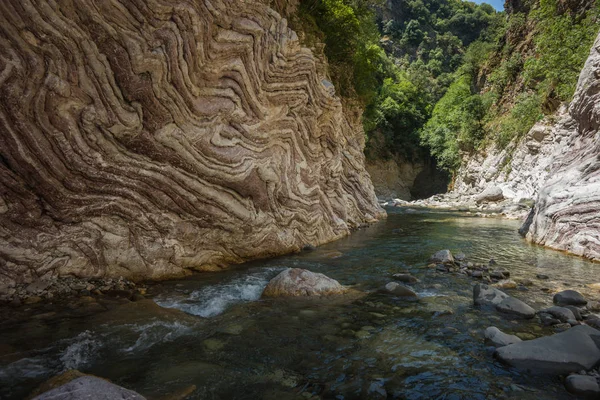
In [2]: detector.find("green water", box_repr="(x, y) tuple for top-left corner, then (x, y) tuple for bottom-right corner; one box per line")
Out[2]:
(1, 208), (598, 399)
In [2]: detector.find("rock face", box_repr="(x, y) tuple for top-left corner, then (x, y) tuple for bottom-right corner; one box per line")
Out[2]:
(33, 376), (146, 400)
(0, 0), (384, 285)
(524, 33), (600, 261)
(495, 325), (600, 375)
(261, 268), (346, 297)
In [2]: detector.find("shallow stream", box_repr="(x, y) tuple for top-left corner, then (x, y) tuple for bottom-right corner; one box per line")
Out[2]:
(1, 208), (599, 399)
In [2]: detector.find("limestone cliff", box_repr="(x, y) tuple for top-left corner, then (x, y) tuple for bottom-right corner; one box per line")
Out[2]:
(0, 0), (384, 285)
(525, 32), (600, 261)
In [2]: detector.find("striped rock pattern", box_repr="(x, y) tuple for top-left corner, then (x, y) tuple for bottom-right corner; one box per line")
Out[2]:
(0, 0), (383, 284)
(526, 32), (600, 260)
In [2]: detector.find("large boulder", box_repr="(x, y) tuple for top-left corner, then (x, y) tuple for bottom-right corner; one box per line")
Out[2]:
(553, 290), (587, 306)
(475, 186), (504, 204)
(261, 269), (346, 298)
(32, 376), (146, 400)
(484, 327), (522, 347)
(473, 283), (509, 306)
(429, 250), (454, 264)
(495, 297), (536, 319)
(495, 325), (600, 374)
(564, 374), (600, 399)
(381, 282), (418, 298)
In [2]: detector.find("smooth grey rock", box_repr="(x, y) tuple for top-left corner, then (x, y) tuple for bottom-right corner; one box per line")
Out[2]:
(554, 290), (587, 306)
(429, 250), (454, 264)
(539, 312), (561, 326)
(473, 283), (509, 306)
(484, 326), (522, 347)
(542, 306), (577, 323)
(392, 273), (419, 284)
(475, 186), (504, 204)
(33, 376), (146, 400)
(495, 325), (600, 374)
(565, 374), (600, 398)
(382, 282), (417, 297)
(496, 297), (536, 319)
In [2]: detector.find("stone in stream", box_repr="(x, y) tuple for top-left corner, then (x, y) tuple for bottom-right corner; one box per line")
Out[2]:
(495, 297), (536, 319)
(32, 376), (146, 400)
(538, 312), (561, 326)
(554, 290), (587, 306)
(536, 274), (550, 280)
(564, 305), (583, 320)
(262, 268), (346, 297)
(495, 325), (600, 375)
(565, 374), (600, 398)
(473, 283), (509, 306)
(392, 273), (419, 284)
(542, 306), (577, 323)
(484, 327), (522, 347)
(494, 279), (517, 289)
(381, 282), (417, 298)
(429, 250), (454, 264)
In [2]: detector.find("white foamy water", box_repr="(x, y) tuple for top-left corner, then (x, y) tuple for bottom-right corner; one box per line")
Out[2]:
(60, 330), (102, 370)
(121, 321), (192, 353)
(155, 267), (283, 317)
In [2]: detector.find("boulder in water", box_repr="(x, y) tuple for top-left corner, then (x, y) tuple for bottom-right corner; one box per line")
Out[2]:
(261, 268), (346, 298)
(542, 306), (577, 323)
(553, 290), (587, 306)
(495, 297), (536, 319)
(484, 327), (522, 347)
(495, 325), (600, 374)
(32, 376), (146, 400)
(473, 283), (509, 306)
(392, 273), (419, 284)
(429, 250), (454, 264)
(381, 282), (417, 297)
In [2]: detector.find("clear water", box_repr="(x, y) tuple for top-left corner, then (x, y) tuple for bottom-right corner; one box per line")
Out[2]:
(1, 208), (599, 399)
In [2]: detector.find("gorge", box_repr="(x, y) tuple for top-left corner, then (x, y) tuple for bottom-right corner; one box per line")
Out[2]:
(2, 0), (600, 399)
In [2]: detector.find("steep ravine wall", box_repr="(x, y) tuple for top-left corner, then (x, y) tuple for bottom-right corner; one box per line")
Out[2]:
(0, 0), (384, 285)
(525, 32), (600, 261)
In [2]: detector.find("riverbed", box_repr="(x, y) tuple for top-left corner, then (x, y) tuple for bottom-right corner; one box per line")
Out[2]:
(1, 207), (598, 399)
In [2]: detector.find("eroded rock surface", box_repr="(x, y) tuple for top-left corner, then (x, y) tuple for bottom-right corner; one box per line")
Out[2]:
(261, 268), (346, 297)
(0, 0), (383, 285)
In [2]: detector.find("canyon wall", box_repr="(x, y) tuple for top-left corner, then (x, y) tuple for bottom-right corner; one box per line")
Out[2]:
(0, 0), (384, 285)
(525, 32), (600, 261)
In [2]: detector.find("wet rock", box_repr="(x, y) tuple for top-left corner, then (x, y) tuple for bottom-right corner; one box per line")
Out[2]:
(565, 374), (600, 398)
(536, 274), (550, 280)
(473, 283), (509, 306)
(392, 273), (419, 284)
(539, 312), (561, 326)
(586, 318), (600, 330)
(554, 290), (587, 306)
(490, 270), (510, 279)
(542, 306), (577, 323)
(518, 279), (534, 286)
(495, 325), (600, 374)
(455, 253), (466, 261)
(588, 301), (600, 312)
(554, 323), (572, 332)
(484, 327), (522, 347)
(32, 376), (146, 400)
(565, 305), (584, 320)
(471, 271), (483, 278)
(475, 186), (504, 204)
(24, 296), (42, 305)
(381, 282), (417, 298)
(262, 268), (346, 297)
(429, 250), (454, 264)
(496, 297), (536, 319)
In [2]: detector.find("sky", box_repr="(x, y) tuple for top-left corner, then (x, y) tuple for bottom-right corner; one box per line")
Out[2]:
(470, 0), (504, 11)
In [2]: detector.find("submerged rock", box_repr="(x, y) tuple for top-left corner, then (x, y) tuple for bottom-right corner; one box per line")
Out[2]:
(261, 268), (346, 298)
(32, 376), (146, 400)
(381, 282), (418, 297)
(473, 283), (509, 306)
(565, 374), (600, 399)
(495, 325), (600, 374)
(554, 290), (587, 306)
(484, 327), (522, 347)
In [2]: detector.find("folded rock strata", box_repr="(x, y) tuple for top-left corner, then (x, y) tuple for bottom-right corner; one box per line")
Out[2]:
(0, 0), (383, 284)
